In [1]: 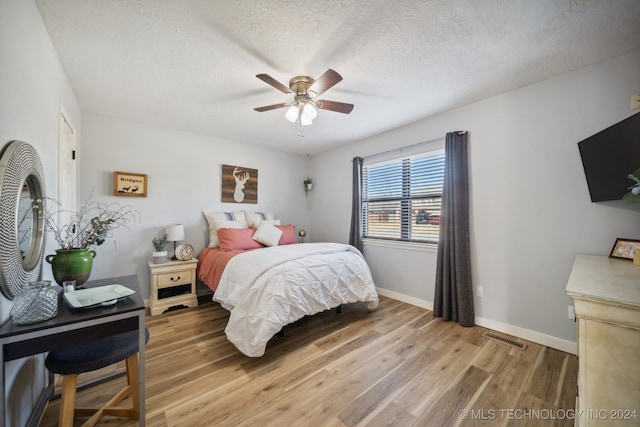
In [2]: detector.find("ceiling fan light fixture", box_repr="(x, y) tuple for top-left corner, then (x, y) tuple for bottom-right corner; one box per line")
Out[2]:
(285, 104), (299, 123)
(302, 103), (317, 120)
(255, 69), (354, 134)
(300, 113), (313, 126)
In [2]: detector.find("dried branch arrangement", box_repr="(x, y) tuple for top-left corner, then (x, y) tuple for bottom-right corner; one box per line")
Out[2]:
(46, 191), (140, 250)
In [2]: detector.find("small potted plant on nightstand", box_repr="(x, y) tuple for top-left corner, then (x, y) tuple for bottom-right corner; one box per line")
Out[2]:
(152, 233), (168, 264)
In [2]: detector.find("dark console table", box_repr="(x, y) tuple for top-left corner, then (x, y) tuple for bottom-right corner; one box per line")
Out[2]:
(0, 275), (146, 426)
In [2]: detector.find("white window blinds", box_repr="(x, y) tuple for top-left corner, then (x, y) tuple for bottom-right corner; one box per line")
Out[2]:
(362, 141), (445, 243)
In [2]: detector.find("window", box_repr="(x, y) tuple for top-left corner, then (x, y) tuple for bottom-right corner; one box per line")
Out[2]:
(362, 141), (445, 244)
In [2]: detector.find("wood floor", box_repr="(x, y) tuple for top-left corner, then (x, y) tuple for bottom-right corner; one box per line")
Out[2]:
(38, 296), (577, 427)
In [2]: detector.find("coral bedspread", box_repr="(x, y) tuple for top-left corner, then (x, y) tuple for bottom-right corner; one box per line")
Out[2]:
(197, 247), (245, 292)
(200, 242), (379, 357)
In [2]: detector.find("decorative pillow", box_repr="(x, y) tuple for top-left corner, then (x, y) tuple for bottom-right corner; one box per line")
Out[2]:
(252, 222), (283, 247)
(217, 227), (264, 251)
(245, 212), (277, 228)
(203, 211), (247, 247)
(275, 224), (297, 245)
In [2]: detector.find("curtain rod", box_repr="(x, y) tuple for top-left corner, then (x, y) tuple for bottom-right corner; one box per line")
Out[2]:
(361, 136), (445, 161)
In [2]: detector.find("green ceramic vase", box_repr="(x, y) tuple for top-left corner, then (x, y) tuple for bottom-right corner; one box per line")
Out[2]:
(45, 248), (97, 287)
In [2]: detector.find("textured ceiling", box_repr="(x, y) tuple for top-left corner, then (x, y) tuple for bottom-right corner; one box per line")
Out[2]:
(35, 0), (640, 154)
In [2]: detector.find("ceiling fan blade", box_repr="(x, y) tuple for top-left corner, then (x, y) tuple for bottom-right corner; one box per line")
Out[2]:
(256, 74), (291, 95)
(317, 100), (354, 114)
(254, 102), (289, 112)
(308, 69), (343, 96)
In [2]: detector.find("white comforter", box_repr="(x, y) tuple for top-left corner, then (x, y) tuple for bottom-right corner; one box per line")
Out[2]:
(213, 242), (378, 357)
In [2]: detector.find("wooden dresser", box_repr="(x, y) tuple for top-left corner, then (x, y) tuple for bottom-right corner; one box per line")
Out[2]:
(566, 254), (640, 426)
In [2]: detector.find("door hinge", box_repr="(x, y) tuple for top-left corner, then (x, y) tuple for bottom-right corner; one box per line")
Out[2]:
(72, 150), (76, 160)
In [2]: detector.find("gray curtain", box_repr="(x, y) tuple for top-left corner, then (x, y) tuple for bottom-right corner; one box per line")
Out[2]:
(434, 131), (474, 327)
(348, 156), (363, 251)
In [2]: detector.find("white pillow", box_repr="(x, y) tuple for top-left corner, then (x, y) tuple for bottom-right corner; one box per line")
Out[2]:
(203, 211), (247, 247)
(252, 222), (283, 247)
(245, 212), (276, 228)
(203, 211), (245, 223)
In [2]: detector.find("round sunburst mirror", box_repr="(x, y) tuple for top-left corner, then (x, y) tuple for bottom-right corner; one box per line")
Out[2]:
(0, 141), (46, 299)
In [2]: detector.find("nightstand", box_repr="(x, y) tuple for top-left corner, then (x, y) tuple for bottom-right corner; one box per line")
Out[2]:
(148, 258), (198, 316)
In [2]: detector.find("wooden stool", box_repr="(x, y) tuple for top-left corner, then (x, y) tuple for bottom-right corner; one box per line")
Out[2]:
(45, 328), (149, 427)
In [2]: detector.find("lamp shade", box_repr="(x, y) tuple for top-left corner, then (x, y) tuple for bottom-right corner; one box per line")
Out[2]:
(300, 114), (312, 126)
(302, 103), (317, 120)
(166, 224), (185, 241)
(285, 105), (299, 123)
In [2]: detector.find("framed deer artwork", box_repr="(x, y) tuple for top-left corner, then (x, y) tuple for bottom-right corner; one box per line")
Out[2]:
(113, 171), (148, 197)
(221, 164), (258, 204)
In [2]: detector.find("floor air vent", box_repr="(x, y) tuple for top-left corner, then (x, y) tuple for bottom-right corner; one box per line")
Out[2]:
(483, 332), (527, 350)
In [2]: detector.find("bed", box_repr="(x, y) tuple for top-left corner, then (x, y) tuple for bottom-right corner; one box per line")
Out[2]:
(197, 211), (379, 357)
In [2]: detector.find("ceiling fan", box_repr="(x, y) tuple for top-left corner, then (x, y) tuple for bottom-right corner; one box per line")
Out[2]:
(253, 69), (354, 131)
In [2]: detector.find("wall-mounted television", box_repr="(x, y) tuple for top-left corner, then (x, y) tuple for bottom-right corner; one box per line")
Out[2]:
(578, 112), (640, 202)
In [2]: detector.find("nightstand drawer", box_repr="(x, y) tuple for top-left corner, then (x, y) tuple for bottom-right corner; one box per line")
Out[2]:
(157, 270), (193, 288)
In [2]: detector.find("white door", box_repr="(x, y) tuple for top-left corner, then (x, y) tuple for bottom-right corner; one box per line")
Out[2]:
(58, 106), (76, 224)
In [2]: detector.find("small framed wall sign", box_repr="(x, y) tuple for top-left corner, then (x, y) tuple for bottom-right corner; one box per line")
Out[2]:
(221, 164), (258, 204)
(609, 237), (640, 260)
(113, 171), (148, 197)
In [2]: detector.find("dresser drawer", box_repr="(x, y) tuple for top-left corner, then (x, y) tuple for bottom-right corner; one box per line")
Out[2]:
(157, 270), (193, 288)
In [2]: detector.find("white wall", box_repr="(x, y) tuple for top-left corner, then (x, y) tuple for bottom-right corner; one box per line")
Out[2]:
(0, 0), (82, 425)
(2, 0), (639, 421)
(311, 50), (640, 351)
(79, 112), (310, 300)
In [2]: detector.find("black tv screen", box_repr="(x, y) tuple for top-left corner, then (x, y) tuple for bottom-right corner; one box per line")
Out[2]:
(578, 112), (640, 202)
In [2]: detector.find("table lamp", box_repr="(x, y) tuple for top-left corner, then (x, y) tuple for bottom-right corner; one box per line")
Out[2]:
(166, 224), (185, 260)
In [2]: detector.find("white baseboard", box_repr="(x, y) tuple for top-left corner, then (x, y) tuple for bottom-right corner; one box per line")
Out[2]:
(375, 287), (577, 355)
(376, 288), (434, 311)
(475, 317), (577, 355)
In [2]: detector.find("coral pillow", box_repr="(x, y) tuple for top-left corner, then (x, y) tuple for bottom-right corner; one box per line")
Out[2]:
(203, 211), (247, 247)
(217, 228), (264, 251)
(276, 224), (298, 245)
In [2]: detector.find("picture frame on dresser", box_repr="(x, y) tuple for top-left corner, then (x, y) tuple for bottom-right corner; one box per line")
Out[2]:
(608, 237), (640, 260)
